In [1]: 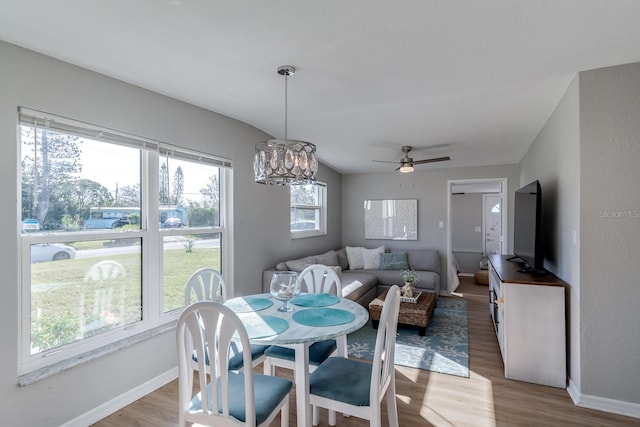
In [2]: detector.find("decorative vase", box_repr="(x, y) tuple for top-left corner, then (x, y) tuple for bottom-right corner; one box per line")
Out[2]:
(402, 281), (415, 298)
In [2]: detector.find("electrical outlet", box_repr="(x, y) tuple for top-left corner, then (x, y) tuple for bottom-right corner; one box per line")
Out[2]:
(475, 226), (481, 232)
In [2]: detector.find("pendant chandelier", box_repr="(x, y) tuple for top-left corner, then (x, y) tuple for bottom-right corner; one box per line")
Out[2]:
(254, 65), (318, 185)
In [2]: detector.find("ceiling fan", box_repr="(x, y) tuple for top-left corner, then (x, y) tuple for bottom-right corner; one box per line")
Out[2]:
(373, 146), (450, 173)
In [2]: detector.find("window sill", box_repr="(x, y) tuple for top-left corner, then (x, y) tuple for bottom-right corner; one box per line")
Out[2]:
(291, 230), (326, 239)
(18, 321), (177, 387)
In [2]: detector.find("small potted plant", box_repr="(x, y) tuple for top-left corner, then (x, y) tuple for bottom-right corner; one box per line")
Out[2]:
(400, 269), (419, 298)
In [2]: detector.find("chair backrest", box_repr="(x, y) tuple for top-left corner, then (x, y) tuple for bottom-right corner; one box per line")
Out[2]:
(185, 268), (228, 304)
(297, 264), (342, 296)
(176, 301), (257, 426)
(370, 285), (401, 404)
(79, 260), (127, 338)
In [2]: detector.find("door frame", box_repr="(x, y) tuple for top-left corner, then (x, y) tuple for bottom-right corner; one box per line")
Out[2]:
(446, 178), (508, 294)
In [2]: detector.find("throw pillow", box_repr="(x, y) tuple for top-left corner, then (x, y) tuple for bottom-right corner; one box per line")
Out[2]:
(379, 252), (409, 270)
(336, 248), (349, 270)
(276, 261), (288, 271)
(345, 246), (365, 270)
(285, 255), (316, 272)
(362, 246), (385, 269)
(314, 250), (339, 266)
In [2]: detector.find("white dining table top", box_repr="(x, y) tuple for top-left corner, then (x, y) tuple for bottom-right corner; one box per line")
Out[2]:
(224, 293), (369, 345)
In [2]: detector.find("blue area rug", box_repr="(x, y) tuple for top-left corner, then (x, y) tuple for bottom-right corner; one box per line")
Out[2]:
(347, 296), (469, 378)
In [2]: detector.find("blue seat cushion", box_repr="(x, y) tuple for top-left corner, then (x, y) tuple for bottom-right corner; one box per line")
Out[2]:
(309, 357), (372, 407)
(190, 372), (292, 424)
(265, 339), (336, 365)
(192, 343), (270, 371)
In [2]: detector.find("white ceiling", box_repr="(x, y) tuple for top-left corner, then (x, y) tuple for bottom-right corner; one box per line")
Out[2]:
(1, 1), (640, 175)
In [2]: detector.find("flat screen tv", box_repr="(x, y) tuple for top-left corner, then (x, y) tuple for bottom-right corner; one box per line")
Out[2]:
(512, 180), (544, 272)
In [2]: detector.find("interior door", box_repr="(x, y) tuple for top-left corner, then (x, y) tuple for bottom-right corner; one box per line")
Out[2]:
(483, 194), (502, 254)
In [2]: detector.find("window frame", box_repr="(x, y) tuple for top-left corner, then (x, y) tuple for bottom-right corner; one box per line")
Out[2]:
(290, 182), (327, 239)
(17, 108), (232, 376)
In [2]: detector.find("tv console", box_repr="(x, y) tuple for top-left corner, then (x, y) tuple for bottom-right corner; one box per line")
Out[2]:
(488, 254), (566, 388)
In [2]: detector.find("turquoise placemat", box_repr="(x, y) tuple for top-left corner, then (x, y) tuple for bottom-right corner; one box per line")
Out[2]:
(292, 308), (355, 327)
(291, 293), (340, 307)
(224, 296), (273, 313)
(242, 315), (288, 339)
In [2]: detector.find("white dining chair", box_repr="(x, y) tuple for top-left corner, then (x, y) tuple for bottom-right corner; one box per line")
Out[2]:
(308, 285), (401, 427)
(263, 264), (344, 377)
(184, 268), (268, 371)
(176, 301), (292, 427)
(184, 268), (227, 304)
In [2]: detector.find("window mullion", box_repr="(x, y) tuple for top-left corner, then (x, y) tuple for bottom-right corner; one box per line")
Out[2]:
(143, 150), (161, 323)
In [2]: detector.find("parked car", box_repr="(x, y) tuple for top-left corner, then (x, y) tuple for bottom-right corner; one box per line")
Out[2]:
(22, 218), (40, 232)
(163, 217), (184, 228)
(31, 243), (77, 263)
(112, 217), (131, 228)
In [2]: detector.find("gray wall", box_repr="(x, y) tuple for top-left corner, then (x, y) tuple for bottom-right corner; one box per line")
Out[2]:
(0, 41), (342, 425)
(521, 62), (640, 409)
(520, 76), (581, 391)
(451, 193), (484, 274)
(341, 164), (520, 291)
(579, 62), (640, 404)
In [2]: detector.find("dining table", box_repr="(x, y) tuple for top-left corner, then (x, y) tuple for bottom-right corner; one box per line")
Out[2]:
(223, 292), (369, 427)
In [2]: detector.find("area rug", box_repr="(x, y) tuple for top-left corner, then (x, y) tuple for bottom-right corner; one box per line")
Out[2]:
(347, 296), (469, 378)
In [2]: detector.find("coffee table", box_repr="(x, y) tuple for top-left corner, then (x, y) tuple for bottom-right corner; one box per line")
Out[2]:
(369, 290), (437, 336)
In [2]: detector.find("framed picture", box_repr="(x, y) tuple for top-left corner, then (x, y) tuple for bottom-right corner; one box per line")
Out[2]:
(364, 199), (417, 240)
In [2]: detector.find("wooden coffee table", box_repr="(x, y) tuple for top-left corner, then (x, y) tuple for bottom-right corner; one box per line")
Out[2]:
(369, 290), (437, 336)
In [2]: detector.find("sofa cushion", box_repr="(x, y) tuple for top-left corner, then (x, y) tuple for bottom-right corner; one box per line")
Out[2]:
(345, 246), (365, 269)
(314, 250), (339, 267)
(335, 248), (349, 270)
(362, 246), (385, 269)
(340, 271), (378, 302)
(379, 252), (409, 270)
(406, 249), (441, 274)
(286, 255), (316, 272)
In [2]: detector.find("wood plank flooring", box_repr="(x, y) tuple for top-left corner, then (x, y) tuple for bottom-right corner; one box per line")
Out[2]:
(93, 277), (639, 426)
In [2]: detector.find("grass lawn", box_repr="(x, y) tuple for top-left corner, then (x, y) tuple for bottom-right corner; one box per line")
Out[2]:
(30, 246), (220, 352)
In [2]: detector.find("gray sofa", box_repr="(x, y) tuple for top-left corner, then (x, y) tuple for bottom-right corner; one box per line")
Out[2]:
(262, 247), (441, 306)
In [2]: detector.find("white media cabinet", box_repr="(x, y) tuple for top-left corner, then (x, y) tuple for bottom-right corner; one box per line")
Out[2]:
(488, 254), (566, 388)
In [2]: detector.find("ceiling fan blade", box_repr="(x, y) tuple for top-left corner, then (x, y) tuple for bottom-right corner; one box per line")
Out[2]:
(372, 159), (401, 164)
(413, 156), (451, 165)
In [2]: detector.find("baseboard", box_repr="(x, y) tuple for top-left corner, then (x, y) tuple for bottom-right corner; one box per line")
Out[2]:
(458, 273), (475, 277)
(567, 377), (640, 419)
(60, 367), (178, 427)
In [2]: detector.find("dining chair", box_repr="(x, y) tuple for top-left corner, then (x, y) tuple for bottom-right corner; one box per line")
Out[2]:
(176, 301), (292, 427)
(184, 268), (268, 371)
(263, 264), (344, 377)
(308, 285), (401, 427)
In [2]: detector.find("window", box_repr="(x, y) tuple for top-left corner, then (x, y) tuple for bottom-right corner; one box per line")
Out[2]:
(290, 182), (326, 238)
(18, 108), (231, 374)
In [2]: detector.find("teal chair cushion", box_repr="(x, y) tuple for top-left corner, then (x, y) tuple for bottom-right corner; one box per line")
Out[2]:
(192, 343), (270, 371)
(190, 372), (292, 424)
(265, 339), (336, 365)
(309, 357), (372, 406)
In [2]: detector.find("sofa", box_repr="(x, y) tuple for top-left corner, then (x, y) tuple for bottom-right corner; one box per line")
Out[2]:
(262, 246), (441, 306)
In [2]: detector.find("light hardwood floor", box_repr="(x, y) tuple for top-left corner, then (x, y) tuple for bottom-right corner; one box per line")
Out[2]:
(93, 277), (639, 426)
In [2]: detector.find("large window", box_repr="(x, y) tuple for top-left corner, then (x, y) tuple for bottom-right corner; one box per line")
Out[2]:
(290, 182), (327, 238)
(18, 108), (230, 374)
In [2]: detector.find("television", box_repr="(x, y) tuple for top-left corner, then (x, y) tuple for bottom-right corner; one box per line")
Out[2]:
(512, 180), (544, 272)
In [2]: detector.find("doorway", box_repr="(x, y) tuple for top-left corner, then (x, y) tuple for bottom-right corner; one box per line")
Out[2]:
(446, 178), (508, 294)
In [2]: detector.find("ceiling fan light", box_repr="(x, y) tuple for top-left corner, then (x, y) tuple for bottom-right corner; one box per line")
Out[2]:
(399, 164), (414, 173)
